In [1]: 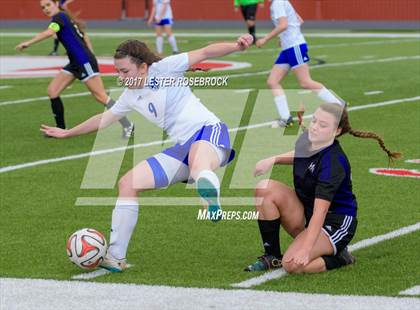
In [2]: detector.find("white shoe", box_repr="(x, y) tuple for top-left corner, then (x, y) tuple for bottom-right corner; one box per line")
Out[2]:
(122, 122), (135, 139)
(99, 252), (127, 273)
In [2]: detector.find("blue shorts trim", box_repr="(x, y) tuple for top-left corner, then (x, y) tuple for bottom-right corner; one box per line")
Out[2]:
(155, 18), (173, 26)
(163, 122), (235, 166)
(275, 43), (310, 68)
(146, 157), (169, 188)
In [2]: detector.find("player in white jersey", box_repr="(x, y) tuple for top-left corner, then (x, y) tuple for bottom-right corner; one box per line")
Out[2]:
(41, 34), (254, 272)
(256, 0), (342, 127)
(147, 0), (178, 55)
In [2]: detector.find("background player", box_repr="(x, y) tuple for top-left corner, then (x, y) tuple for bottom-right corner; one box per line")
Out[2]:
(257, 0), (342, 127)
(234, 0), (265, 44)
(16, 0), (134, 138)
(41, 34), (254, 272)
(245, 103), (401, 272)
(147, 0), (179, 56)
(49, 0), (75, 55)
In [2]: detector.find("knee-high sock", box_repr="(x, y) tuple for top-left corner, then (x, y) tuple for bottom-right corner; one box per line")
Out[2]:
(248, 25), (256, 43)
(50, 97), (65, 129)
(156, 36), (164, 54)
(168, 35), (178, 53)
(53, 38), (59, 52)
(108, 199), (139, 260)
(106, 98), (131, 128)
(258, 218), (281, 258)
(317, 88), (343, 105)
(274, 95), (291, 120)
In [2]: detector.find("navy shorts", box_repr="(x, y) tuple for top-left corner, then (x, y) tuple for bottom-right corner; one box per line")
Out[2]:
(146, 123), (235, 188)
(62, 57), (100, 82)
(275, 43), (310, 69)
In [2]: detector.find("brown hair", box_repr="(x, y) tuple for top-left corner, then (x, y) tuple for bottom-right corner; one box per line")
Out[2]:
(114, 40), (161, 66)
(50, 0), (85, 33)
(319, 103), (401, 160)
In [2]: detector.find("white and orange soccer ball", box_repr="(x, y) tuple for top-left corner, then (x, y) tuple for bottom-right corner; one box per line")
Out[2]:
(66, 228), (107, 269)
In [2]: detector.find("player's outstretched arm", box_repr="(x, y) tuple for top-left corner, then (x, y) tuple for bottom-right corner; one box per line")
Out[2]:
(256, 17), (288, 48)
(254, 151), (295, 176)
(187, 34), (253, 67)
(15, 28), (56, 51)
(40, 110), (120, 139)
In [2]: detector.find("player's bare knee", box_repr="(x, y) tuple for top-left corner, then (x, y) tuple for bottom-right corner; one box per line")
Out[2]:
(282, 261), (302, 273)
(93, 92), (108, 104)
(299, 79), (313, 89)
(47, 86), (59, 98)
(267, 78), (278, 89)
(255, 179), (271, 198)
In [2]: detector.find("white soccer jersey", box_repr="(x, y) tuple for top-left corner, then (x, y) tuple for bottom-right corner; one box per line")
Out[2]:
(110, 53), (220, 144)
(270, 0), (306, 49)
(153, 0), (173, 20)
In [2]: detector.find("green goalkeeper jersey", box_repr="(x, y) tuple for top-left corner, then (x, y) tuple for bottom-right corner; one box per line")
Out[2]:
(234, 0), (264, 7)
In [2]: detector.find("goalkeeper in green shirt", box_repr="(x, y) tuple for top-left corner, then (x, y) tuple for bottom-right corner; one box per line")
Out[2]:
(234, 0), (264, 43)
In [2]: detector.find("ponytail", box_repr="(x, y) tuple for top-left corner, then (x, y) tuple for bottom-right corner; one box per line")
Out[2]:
(319, 103), (401, 161)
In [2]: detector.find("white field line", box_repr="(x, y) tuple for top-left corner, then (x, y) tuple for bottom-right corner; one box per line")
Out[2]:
(1, 96), (419, 174)
(231, 222), (420, 288)
(2, 277), (419, 310)
(242, 39), (420, 55)
(0, 88), (121, 107)
(0, 85), (13, 90)
(405, 159), (420, 164)
(2, 32), (420, 38)
(364, 91), (383, 95)
(399, 285), (420, 296)
(1, 54), (419, 107)
(71, 264), (133, 280)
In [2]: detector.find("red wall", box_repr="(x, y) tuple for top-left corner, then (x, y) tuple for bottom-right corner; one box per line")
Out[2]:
(2, 0), (419, 21)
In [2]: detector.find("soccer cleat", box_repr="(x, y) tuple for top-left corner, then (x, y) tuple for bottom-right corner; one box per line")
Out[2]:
(272, 116), (294, 128)
(336, 247), (356, 267)
(244, 254), (282, 272)
(122, 122), (135, 139)
(48, 51), (58, 56)
(197, 177), (222, 223)
(99, 252), (127, 273)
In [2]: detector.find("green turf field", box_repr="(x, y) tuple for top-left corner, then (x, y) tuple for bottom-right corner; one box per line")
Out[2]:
(0, 29), (419, 300)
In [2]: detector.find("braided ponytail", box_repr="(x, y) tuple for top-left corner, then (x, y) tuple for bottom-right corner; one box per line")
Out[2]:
(348, 129), (401, 160)
(319, 103), (401, 160)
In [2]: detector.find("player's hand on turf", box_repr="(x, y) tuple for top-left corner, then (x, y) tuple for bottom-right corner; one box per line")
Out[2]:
(237, 34), (253, 50)
(254, 157), (275, 177)
(256, 38), (267, 48)
(40, 125), (69, 138)
(16, 42), (30, 51)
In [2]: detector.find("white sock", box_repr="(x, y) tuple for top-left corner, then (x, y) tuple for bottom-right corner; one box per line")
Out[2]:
(168, 35), (178, 53)
(196, 170), (220, 194)
(274, 95), (291, 120)
(108, 199), (139, 260)
(317, 88), (343, 105)
(156, 36), (164, 54)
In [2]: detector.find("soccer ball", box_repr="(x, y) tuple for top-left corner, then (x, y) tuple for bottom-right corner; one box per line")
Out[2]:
(66, 228), (107, 269)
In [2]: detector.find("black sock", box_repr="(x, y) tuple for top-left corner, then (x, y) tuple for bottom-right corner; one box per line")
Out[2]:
(258, 218), (281, 258)
(50, 97), (65, 129)
(106, 99), (131, 127)
(248, 25), (256, 43)
(53, 38), (59, 52)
